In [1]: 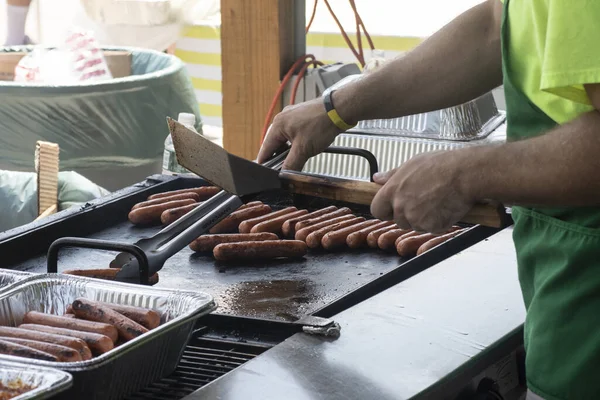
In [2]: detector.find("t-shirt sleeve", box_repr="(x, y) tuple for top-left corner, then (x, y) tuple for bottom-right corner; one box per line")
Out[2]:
(540, 0), (600, 105)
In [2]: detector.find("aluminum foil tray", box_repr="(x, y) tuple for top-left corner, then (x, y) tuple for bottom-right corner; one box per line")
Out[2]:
(0, 274), (216, 400)
(0, 269), (33, 294)
(0, 360), (72, 400)
(350, 92), (505, 141)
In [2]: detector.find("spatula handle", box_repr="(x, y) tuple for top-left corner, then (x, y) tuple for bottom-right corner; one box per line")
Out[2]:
(279, 171), (507, 228)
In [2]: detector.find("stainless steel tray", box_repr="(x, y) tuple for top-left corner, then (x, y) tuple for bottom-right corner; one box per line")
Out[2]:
(0, 269), (33, 293)
(0, 274), (216, 400)
(0, 359), (72, 400)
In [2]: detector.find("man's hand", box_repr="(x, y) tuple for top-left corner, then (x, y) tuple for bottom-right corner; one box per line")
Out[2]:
(257, 98), (342, 171)
(370, 151), (475, 233)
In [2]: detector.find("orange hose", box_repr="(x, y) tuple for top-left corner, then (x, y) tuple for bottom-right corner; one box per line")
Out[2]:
(349, 0), (375, 50)
(323, 0), (364, 66)
(306, 0), (318, 33)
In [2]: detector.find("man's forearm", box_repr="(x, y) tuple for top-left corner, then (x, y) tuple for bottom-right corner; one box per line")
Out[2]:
(334, 0), (503, 125)
(462, 111), (600, 207)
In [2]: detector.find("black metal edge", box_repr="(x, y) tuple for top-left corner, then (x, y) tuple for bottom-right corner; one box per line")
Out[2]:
(312, 225), (503, 318)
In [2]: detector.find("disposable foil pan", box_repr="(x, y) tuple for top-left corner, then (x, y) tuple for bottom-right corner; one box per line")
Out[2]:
(0, 269), (33, 293)
(0, 274), (216, 400)
(0, 360), (72, 400)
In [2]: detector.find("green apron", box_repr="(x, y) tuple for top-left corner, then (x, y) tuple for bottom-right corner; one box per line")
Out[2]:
(502, 1), (600, 399)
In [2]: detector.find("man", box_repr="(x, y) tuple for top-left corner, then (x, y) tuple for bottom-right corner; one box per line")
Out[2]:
(4, 0), (32, 45)
(258, 1), (600, 399)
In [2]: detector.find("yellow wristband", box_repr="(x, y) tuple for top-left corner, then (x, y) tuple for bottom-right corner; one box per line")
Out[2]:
(323, 90), (356, 131)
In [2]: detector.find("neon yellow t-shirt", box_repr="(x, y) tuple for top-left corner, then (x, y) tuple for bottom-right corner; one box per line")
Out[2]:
(502, 0), (600, 123)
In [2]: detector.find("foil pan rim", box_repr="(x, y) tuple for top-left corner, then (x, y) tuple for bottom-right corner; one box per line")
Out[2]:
(0, 359), (73, 400)
(0, 273), (217, 371)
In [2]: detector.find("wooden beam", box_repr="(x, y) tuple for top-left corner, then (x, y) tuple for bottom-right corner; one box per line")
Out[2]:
(220, 0), (297, 160)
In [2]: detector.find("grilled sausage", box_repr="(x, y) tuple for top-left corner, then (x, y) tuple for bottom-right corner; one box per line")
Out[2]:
(416, 229), (465, 256)
(72, 298), (148, 342)
(295, 214), (356, 242)
(148, 186), (220, 201)
(19, 324), (114, 355)
(396, 233), (439, 257)
(394, 231), (420, 248)
(65, 305), (74, 314)
(295, 208), (353, 231)
(0, 326), (91, 360)
(63, 269), (159, 285)
(132, 193), (200, 210)
(62, 314), (75, 318)
(305, 217), (366, 249)
(367, 225), (398, 248)
(346, 220), (395, 249)
(190, 233), (279, 252)
(239, 207), (298, 234)
(160, 203), (201, 225)
(0, 338), (82, 362)
(213, 240), (308, 261)
(128, 199), (197, 225)
(239, 201), (264, 209)
(377, 229), (413, 250)
(250, 209), (308, 234)
(97, 302), (161, 330)
(0, 339), (58, 362)
(281, 206), (337, 237)
(209, 204), (272, 234)
(23, 311), (118, 344)
(322, 220), (381, 250)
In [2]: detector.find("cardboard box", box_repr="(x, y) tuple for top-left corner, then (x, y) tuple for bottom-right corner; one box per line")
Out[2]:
(0, 50), (132, 81)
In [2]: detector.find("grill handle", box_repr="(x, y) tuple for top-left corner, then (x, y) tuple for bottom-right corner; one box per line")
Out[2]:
(321, 146), (379, 182)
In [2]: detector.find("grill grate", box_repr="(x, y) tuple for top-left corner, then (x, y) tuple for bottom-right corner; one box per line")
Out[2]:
(124, 330), (268, 400)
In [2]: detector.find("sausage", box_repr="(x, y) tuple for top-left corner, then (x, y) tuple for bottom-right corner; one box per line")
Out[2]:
(72, 298), (148, 342)
(128, 199), (197, 225)
(305, 217), (366, 249)
(239, 207), (298, 234)
(295, 214), (356, 242)
(394, 231), (420, 248)
(209, 204), (272, 234)
(367, 225), (398, 248)
(0, 338), (82, 362)
(62, 314), (75, 318)
(250, 209), (309, 234)
(346, 220), (395, 249)
(148, 186), (220, 201)
(377, 229), (413, 250)
(0, 339), (58, 362)
(416, 229), (465, 256)
(63, 269), (159, 285)
(19, 324), (114, 355)
(189, 233), (279, 252)
(396, 233), (440, 257)
(213, 240), (308, 261)
(322, 220), (381, 250)
(65, 305), (74, 314)
(132, 193), (200, 210)
(281, 206), (337, 237)
(97, 302), (161, 330)
(160, 203), (201, 225)
(23, 311), (118, 344)
(239, 201), (264, 209)
(295, 208), (353, 231)
(0, 326), (91, 360)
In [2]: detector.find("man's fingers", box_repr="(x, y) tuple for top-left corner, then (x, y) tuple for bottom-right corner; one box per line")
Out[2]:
(370, 188), (394, 222)
(282, 144), (310, 171)
(372, 168), (396, 184)
(257, 124), (286, 164)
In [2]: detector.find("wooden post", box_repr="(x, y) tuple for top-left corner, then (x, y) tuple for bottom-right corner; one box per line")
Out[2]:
(220, 0), (300, 160)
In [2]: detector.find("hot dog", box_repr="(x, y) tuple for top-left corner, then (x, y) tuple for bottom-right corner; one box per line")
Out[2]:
(213, 240), (308, 261)
(97, 302), (161, 330)
(132, 193), (200, 210)
(148, 186), (220, 201)
(322, 220), (381, 250)
(377, 229), (413, 250)
(239, 207), (298, 234)
(189, 233), (279, 252)
(295, 208), (353, 231)
(23, 311), (118, 343)
(128, 199), (197, 225)
(295, 214), (356, 242)
(209, 204), (272, 234)
(0, 327), (91, 360)
(281, 206), (337, 237)
(62, 269), (159, 285)
(305, 217), (366, 249)
(394, 231), (420, 248)
(0, 338), (82, 362)
(239, 201), (264, 209)
(346, 220), (395, 249)
(160, 203), (201, 225)
(416, 229), (465, 256)
(0, 339), (58, 362)
(396, 233), (439, 257)
(367, 225), (398, 248)
(19, 324), (114, 355)
(250, 209), (309, 234)
(72, 298), (148, 342)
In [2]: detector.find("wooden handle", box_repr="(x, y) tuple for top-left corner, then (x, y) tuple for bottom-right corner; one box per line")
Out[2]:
(279, 171), (507, 228)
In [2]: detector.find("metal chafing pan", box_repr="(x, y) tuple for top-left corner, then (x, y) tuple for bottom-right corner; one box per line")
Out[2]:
(0, 274), (216, 400)
(0, 359), (72, 400)
(0, 269), (33, 293)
